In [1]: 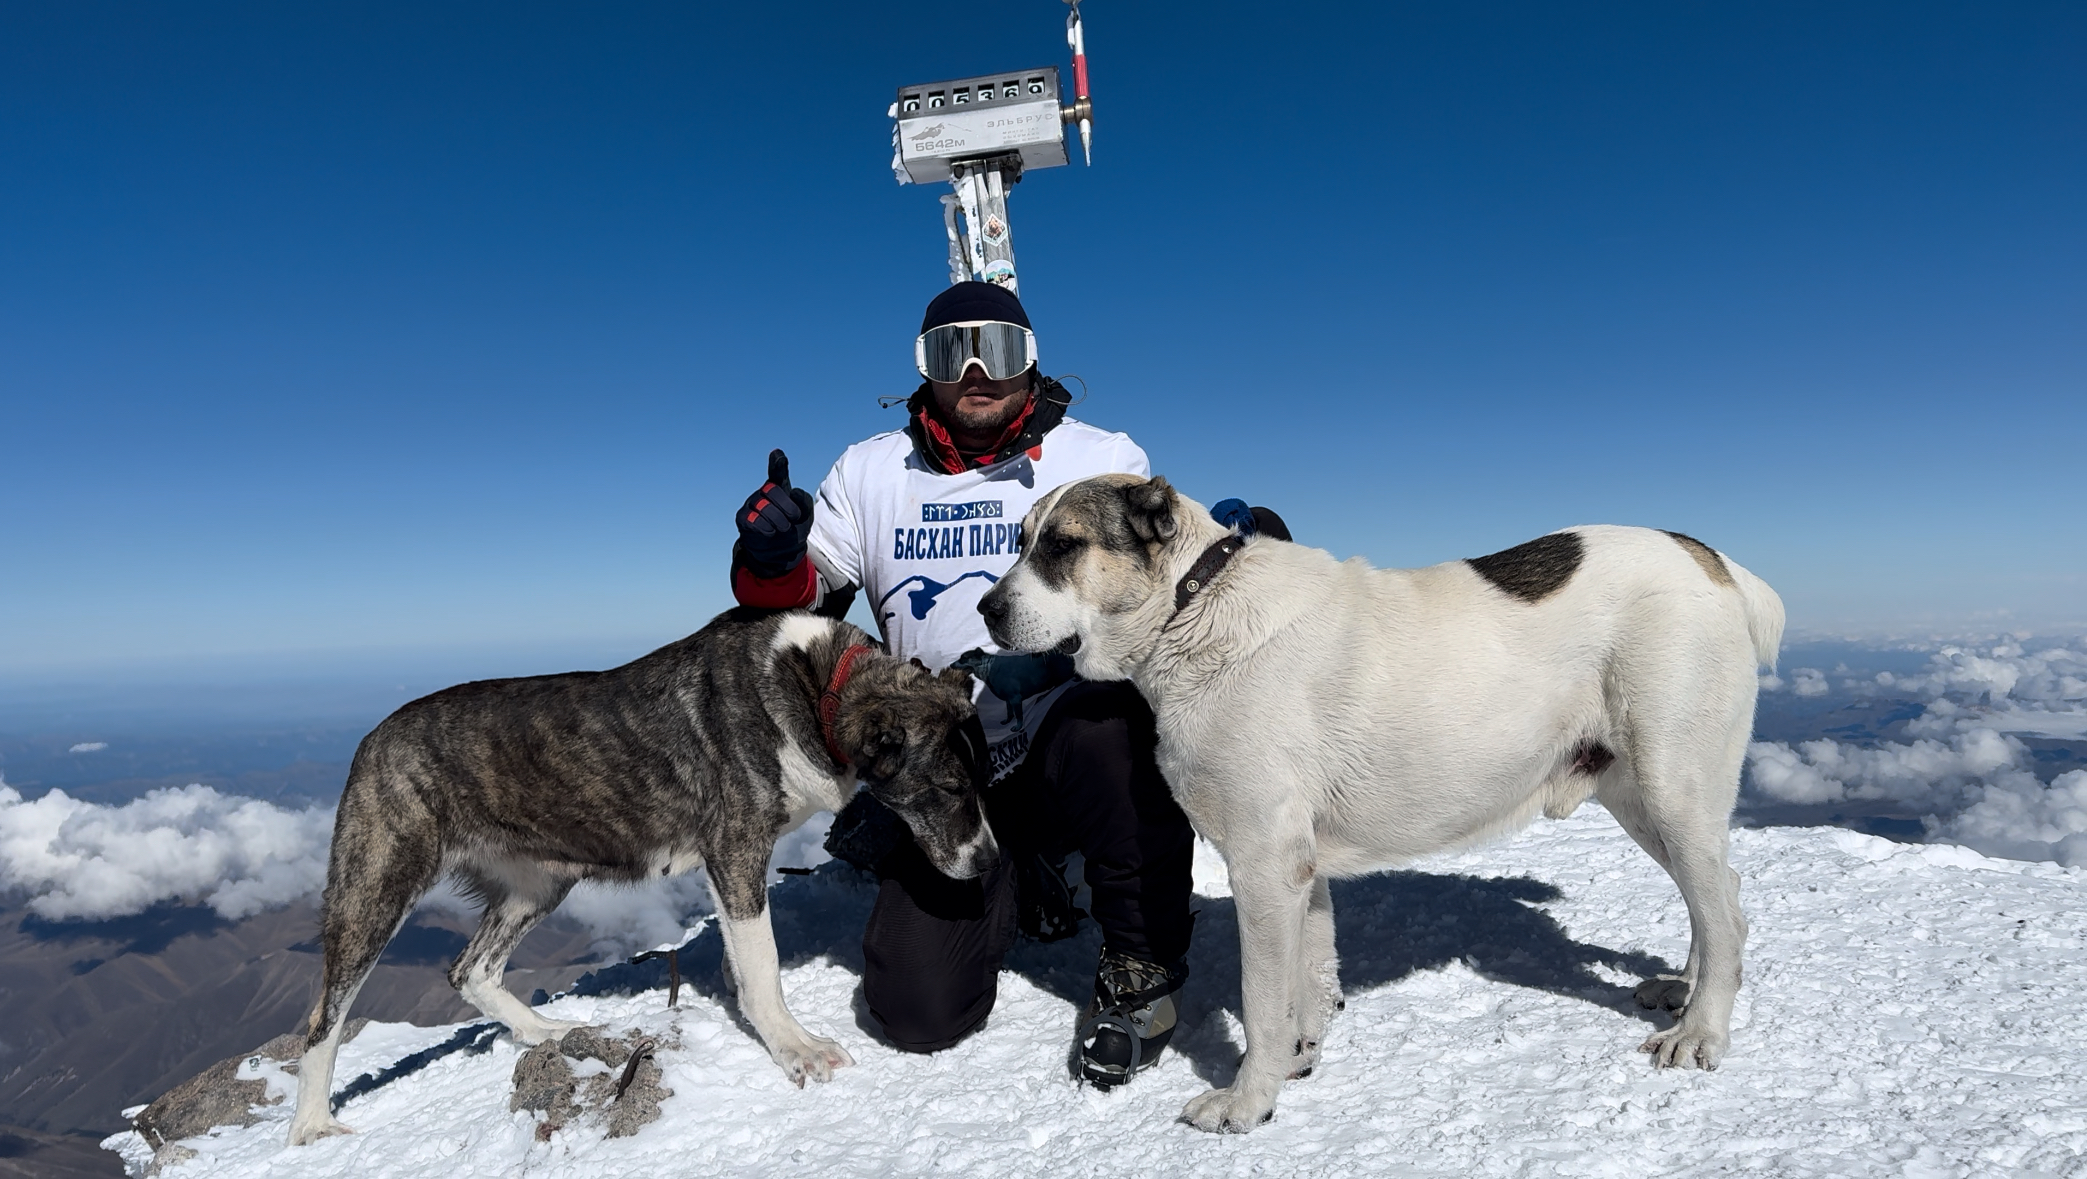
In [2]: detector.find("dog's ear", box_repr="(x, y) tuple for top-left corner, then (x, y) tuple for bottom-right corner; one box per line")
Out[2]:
(1124, 476), (1179, 545)
(852, 722), (907, 778)
(837, 699), (908, 774)
(937, 665), (975, 694)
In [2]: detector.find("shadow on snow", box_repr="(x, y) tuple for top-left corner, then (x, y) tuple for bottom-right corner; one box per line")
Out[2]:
(567, 862), (1674, 1090)
(331, 1022), (503, 1114)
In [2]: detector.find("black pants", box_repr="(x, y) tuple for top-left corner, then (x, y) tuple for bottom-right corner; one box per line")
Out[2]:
(860, 680), (1195, 1052)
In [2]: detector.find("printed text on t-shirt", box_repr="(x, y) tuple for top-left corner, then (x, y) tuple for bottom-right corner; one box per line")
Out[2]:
(893, 522), (1024, 561)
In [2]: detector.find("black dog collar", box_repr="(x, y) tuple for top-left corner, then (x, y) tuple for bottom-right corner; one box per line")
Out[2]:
(1172, 535), (1243, 617)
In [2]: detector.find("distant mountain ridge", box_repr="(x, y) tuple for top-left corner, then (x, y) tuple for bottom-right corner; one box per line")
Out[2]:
(0, 897), (598, 1177)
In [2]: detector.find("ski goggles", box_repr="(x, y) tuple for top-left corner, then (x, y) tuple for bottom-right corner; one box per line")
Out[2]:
(914, 320), (1039, 383)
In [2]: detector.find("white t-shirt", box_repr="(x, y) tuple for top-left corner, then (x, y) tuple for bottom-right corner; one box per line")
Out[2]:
(806, 417), (1149, 773)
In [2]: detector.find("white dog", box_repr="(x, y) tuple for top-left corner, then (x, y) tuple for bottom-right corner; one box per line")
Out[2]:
(977, 475), (1783, 1132)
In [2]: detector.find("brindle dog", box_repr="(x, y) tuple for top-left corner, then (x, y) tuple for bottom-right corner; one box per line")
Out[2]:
(287, 608), (994, 1146)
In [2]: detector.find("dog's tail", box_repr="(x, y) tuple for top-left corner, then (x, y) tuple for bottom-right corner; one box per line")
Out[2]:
(1720, 554), (1786, 672)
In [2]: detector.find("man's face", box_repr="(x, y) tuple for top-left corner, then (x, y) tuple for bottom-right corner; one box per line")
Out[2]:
(930, 363), (1032, 435)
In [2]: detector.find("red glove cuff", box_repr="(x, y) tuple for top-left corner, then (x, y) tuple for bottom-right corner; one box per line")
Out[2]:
(732, 556), (817, 610)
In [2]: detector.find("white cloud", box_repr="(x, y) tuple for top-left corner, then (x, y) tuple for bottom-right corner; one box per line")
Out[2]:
(68, 742), (107, 753)
(772, 810), (835, 877)
(0, 781), (332, 921)
(548, 812), (836, 959)
(1746, 636), (2087, 868)
(1748, 728), (2027, 810)
(1889, 641), (2087, 708)
(555, 875), (718, 960)
(0, 777), (843, 961)
(1760, 667), (1834, 696)
(1935, 769), (2087, 868)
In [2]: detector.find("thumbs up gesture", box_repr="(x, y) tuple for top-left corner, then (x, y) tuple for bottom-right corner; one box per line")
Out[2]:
(735, 449), (817, 578)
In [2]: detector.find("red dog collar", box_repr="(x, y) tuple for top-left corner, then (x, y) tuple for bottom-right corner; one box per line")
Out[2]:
(819, 644), (876, 768)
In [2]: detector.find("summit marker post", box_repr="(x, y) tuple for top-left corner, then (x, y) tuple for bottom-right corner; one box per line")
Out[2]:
(888, 1), (1094, 295)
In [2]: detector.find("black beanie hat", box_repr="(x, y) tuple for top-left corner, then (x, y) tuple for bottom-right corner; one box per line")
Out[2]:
(920, 281), (1032, 333)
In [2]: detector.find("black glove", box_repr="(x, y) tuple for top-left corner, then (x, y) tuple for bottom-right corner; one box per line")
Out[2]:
(735, 449), (816, 578)
(1250, 506), (1292, 541)
(823, 792), (910, 875)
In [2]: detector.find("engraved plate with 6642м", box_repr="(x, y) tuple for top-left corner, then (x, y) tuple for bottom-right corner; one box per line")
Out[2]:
(894, 67), (1070, 185)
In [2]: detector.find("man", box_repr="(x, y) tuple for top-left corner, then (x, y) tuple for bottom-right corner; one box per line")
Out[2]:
(730, 281), (1286, 1087)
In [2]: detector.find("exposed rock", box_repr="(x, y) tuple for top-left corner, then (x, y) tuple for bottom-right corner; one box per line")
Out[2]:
(507, 1040), (578, 1130)
(593, 1050), (668, 1139)
(509, 1028), (671, 1142)
(131, 1020), (365, 1175)
(554, 1026), (629, 1070)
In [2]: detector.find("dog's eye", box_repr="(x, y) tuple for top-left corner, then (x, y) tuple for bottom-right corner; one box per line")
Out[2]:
(1043, 532), (1084, 559)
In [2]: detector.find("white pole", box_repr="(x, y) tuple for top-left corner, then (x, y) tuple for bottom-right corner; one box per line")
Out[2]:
(958, 168), (989, 281)
(939, 194), (968, 285)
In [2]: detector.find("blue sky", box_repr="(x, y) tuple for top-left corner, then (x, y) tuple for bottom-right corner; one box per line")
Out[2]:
(4, 0), (2082, 676)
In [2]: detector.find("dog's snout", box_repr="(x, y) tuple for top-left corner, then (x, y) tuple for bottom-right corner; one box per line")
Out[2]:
(977, 588), (1009, 629)
(964, 825), (1001, 878)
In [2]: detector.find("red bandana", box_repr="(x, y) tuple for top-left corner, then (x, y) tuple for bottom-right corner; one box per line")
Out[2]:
(916, 395), (1036, 475)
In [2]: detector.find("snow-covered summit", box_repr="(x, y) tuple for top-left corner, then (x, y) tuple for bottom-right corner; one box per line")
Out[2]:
(104, 810), (2087, 1178)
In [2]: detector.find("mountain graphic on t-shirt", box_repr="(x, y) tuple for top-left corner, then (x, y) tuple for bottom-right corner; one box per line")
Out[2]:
(878, 570), (999, 623)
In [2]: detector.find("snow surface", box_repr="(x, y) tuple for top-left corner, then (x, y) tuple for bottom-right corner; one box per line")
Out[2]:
(103, 808), (2087, 1178)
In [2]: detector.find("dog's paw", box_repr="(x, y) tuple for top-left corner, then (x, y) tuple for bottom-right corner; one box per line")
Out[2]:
(509, 1016), (589, 1047)
(774, 1034), (854, 1088)
(287, 1114), (353, 1146)
(1639, 1021), (1727, 1070)
(1633, 976), (1692, 1012)
(1181, 1085), (1276, 1133)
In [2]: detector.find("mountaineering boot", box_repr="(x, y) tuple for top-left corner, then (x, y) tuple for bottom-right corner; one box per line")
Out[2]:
(1014, 850), (1084, 942)
(1075, 947), (1188, 1089)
